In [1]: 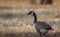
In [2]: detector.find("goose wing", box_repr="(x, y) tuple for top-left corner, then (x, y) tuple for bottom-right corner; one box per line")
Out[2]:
(35, 21), (53, 30)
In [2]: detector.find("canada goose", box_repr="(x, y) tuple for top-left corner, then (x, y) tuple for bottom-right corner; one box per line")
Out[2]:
(27, 11), (53, 37)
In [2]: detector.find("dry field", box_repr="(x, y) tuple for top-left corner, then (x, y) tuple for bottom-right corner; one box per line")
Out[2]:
(0, 5), (60, 37)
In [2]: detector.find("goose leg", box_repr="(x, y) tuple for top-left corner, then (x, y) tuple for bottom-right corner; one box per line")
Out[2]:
(35, 29), (44, 37)
(35, 28), (41, 37)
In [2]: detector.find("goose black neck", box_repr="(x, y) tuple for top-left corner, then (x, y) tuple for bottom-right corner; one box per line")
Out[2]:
(33, 12), (37, 23)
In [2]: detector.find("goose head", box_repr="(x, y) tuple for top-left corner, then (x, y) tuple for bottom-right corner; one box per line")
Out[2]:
(27, 11), (35, 15)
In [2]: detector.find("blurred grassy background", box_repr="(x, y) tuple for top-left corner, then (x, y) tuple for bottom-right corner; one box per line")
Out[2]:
(0, 0), (60, 37)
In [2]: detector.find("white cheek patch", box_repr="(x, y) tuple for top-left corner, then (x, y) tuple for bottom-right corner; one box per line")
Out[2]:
(31, 12), (33, 15)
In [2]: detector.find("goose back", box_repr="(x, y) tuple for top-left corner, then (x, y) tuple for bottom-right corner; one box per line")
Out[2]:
(35, 21), (53, 30)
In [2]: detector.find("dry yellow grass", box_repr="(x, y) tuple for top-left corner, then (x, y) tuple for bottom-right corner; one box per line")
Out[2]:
(0, 6), (60, 37)
(0, 0), (60, 37)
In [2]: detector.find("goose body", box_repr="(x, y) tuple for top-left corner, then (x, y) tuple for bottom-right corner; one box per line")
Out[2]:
(35, 21), (53, 34)
(27, 11), (53, 37)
